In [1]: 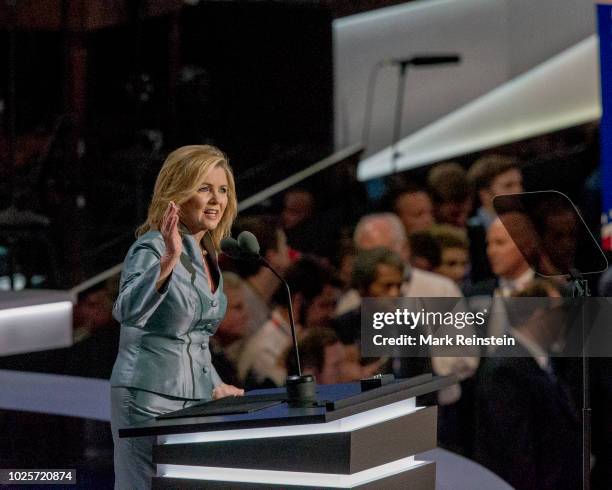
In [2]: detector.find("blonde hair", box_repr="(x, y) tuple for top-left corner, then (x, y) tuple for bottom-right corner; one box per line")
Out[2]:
(136, 145), (238, 250)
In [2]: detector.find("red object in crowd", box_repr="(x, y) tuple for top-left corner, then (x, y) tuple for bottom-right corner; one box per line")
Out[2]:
(288, 247), (301, 262)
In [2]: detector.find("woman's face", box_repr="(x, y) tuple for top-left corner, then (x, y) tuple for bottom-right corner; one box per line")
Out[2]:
(180, 165), (229, 236)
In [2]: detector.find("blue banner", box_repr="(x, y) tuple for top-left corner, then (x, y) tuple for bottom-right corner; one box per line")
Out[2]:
(598, 4), (612, 250)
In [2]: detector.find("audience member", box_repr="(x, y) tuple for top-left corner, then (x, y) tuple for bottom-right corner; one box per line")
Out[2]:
(334, 247), (404, 345)
(476, 216), (534, 298)
(496, 209), (566, 280)
(333, 247), (404, 382)
(351, 247), (404, 298)
(210, 272), (250, 388)
(73, 284), (115, 341)
(531, 196), (581, 277)
(474, 280), (580, 490)
(408, 230), (442, 271)
(335, 241), (356, 292)
(386, 182), (434, 235)
(285, 328), (345, 384)
(338, 213), (476, 406)
(281, 188), (315, 231)
(598, 266), (612, 297)
(237, 257), (340, 388)
(67, 280), (120, 379)
(467, 154), (523, 230)
(467, 154), (523, 282)
(336, 213), (461, 315)
(281, 188), (338, 257)
(465, 216), (535, 343)
(427, 162), (473, 228)
(232, 215), (290, 334)
(431, 225), (470, 288)
(300, 277), (340, 332)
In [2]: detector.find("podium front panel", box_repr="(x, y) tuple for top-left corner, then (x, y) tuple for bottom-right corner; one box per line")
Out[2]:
(154, 404), (436, 473)
(153, 459), (435, 489)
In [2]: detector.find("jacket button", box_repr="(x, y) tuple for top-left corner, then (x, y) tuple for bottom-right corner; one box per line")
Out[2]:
(212, 299), (218, 307)
(202, 366), (209, 374)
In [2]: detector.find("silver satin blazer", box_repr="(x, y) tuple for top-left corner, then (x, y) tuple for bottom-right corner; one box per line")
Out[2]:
(110, 230), (226, 399)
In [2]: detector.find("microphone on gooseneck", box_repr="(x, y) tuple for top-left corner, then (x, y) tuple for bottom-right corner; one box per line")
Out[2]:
(221, 232), (261, 260)
(220, 231), (316, 406)
(225, 232), (300, 372)
(237, 231), (260, 256)
(220, 237), (246, 260)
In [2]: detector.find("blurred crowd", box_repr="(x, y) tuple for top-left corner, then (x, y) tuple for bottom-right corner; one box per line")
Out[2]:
(218, 156), (529, 394)
(203, 153), (609, 490)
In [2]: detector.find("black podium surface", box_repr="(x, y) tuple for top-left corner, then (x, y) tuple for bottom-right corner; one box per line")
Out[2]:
(120, 374), (453, 489)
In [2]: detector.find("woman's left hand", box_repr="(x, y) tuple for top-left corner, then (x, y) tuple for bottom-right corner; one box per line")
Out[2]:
(212, 383), (244, 400)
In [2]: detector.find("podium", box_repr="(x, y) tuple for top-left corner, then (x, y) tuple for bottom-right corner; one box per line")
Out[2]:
(120, 374), (453, 489)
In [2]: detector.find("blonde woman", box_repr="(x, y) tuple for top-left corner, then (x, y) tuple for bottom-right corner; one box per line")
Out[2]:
(110, 145), (243, 489)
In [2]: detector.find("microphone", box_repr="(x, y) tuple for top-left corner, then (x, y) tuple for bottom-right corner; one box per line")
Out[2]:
(220, 235), (259, 262)
(221, 231), (316, 406)
(220, 237), (243, 259)
(384, 54), (461, 67)
(237, 231), (260, 256)
(409, 55), (460, 65)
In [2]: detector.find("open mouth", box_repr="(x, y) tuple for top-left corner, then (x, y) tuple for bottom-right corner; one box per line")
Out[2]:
(204, 209), (220, 219)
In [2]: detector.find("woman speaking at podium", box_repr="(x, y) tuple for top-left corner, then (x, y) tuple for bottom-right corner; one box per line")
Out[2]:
(110, 145), (244, 489)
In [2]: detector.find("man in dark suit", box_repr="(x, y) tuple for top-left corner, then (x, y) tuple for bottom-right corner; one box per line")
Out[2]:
(466, 216), (534, 299)
(474, 280), (581, 490)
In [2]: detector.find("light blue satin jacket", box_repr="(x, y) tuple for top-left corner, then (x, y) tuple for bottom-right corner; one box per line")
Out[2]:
(110, 230), (226, 399)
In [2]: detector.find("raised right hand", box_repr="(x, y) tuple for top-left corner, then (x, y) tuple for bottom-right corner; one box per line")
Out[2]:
(156, 202), (182, 291)
(161, 201), (182, 260)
